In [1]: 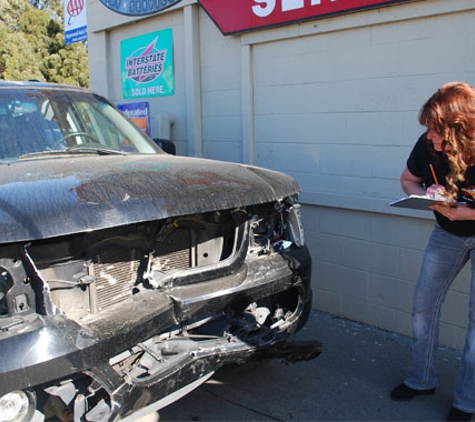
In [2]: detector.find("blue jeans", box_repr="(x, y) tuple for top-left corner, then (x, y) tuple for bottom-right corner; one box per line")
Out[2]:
(405, 223), (475, 413)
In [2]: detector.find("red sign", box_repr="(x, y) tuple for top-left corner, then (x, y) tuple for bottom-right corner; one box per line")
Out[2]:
(198, 0), (410, 35)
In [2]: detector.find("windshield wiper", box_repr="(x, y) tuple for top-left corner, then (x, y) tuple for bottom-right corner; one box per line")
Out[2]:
(18, 148), (129, 159)
(65, 147), (129, 155)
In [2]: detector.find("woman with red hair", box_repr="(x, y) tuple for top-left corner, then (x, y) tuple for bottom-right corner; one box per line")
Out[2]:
(391, 82), (475, 422)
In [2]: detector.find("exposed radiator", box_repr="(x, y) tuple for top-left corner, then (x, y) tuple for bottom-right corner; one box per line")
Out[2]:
(90, 230), (194, 313)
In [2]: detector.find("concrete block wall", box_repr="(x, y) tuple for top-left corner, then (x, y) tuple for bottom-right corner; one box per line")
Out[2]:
(199, 17), (243, 162)
(248, 3), (475, 202)
(303, 204), (471, 350)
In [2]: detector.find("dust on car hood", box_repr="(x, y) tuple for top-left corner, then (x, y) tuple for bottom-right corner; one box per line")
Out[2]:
(0, 154), (300, 243)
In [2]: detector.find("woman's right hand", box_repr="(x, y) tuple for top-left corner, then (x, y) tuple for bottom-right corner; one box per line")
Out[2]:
(426, 183), (446, 197)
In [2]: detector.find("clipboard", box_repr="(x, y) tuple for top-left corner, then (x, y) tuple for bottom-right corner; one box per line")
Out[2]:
(389, 195), (451, 211)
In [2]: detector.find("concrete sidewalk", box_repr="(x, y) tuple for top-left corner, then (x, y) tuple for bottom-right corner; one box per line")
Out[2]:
(145, 311), (463, 421)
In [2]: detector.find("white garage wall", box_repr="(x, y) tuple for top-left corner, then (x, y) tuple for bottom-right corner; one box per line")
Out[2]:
(199, 16), (243, 162)
(87, 0), (475, 349)
(251, 7), (475, 202)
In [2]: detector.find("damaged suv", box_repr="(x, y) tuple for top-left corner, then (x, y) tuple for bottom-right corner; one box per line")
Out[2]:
(0, 81), (320, 422)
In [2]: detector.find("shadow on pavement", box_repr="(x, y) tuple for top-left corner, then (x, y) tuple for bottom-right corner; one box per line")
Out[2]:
(146, 311), (462, 421)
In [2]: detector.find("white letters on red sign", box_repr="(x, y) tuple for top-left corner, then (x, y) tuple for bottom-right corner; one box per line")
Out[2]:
(252, 0), (341, 18)
(282, 0), (304, 12)
(252, 0), (275, 18)
(200, 0), (398, 35)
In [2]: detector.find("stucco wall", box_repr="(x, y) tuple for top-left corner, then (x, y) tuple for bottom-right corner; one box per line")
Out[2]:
(87, 0), (475, 349)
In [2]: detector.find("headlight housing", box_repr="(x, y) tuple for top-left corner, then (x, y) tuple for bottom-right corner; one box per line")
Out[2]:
(0, 391), (36, 422)
(285, 203), (305, 247)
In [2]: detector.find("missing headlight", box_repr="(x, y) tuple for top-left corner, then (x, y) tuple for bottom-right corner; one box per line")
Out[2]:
(249, 199), (305, 254)
(285, 203), (305, 247)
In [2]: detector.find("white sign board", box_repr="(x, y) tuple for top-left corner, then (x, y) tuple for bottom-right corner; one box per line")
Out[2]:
(65, 0), (87, 45)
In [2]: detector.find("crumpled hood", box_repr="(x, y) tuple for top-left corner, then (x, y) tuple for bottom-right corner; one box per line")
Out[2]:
(0, 154), (300, 243)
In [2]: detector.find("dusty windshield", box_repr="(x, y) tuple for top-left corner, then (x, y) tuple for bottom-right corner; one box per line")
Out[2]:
(0, 86), (160, 160)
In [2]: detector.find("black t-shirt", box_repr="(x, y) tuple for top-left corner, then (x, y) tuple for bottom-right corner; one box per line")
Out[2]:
(407, 134), (475, 236)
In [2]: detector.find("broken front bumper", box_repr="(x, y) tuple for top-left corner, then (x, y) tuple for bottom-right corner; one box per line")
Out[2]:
(0, 245), (321, 421)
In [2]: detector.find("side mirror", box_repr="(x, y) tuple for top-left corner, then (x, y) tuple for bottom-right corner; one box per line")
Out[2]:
(153, 138), (176, 155)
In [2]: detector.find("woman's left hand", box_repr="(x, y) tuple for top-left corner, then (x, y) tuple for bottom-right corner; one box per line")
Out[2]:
(431, 203), (475, 221)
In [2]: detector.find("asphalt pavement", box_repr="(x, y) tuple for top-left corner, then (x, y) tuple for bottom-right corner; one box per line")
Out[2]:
(138, 311), (463, 422)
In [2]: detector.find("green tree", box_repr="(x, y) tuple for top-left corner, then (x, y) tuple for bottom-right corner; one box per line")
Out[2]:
(0, 0), (89, 86)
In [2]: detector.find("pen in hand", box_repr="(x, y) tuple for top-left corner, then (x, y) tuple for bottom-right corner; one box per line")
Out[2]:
(430, 164), (439, 185)
(428, 164), (452, 204)
(427, 164), (447, 201)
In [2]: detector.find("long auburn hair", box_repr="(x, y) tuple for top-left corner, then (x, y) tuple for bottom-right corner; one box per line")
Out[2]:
(419, 82), (475, 199)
